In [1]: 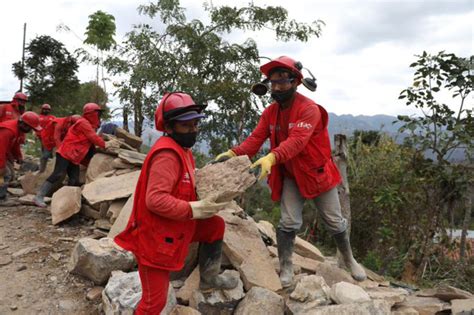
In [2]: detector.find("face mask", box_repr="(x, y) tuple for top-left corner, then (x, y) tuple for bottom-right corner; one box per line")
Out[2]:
(170, 131), (198, 148)
(271, 87), (296, 104)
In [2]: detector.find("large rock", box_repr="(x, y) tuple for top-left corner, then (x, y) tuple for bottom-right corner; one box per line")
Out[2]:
(170, 305), (201, 315)
(330, 281), (371, 304)
(50, 186), (82, 225)
(108, 194), (134, 238)
(234, 286), (285, 315)
(102, 270), (176, 315)
(394, 295), (450, 315)
(290, 300), (391, 315)
(82, 170), (140, 206)
(115, 128), (143, 150)
(68, 237), (135, 285)
(451, 298), (474, 314)
(365, 286), (409, 305)
(86, 153), (116, 184)
(416, 285), (473, 302)
(189, 270), (244, 315)
(176, 267), (200, 305)
(195, 156), (255, 202)
(219, 210), (282, 291)
(287, 275), (331, 314)
(118, 149), (146, 166)
(294, 237), (325, 262)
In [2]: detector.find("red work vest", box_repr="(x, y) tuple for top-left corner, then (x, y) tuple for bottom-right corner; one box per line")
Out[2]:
(267, 95), (341, 201)
(56, 118), (100, 165)
(115, 136), (197, 271)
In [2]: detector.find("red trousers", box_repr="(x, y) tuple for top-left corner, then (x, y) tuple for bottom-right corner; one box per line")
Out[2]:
(135, 215), (225, 315)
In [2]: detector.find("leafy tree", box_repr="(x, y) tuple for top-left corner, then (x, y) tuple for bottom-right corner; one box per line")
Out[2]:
(83, 10), (116, 92)
(105, 0), (323, 139)
(71, 81), (110, 118)
(12, 35), (80, 116)
(397, 51), (473, 279)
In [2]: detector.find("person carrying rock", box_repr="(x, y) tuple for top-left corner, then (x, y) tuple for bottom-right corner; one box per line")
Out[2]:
(36, 104), (56, 173)
(0, 112), (42, 206)
(215, 56), (367, 287)
(115, 92), (238, 314)
(33, 103), (109, 208)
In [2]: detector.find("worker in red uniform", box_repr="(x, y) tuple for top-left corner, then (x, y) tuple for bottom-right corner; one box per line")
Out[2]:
(215, 56), (367, 286)
(33, 103), (107, 208)
(40, 115), (82, 153)
(115, 92), (238, 314)
(36, 104), (56, 173)
(0, 112), (42, 206)
(0, 92), (28, 122)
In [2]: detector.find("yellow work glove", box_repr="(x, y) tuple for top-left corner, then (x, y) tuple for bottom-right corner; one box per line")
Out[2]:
(251, 152), (276, 181)
(189, 196), (230, 219)
(214, 149), (236, 163)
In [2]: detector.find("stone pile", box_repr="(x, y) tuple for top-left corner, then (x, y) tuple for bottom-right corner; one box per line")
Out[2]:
(5, 141), (472, 315)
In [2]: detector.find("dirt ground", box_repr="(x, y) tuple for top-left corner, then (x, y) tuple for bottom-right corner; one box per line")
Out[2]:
(0, 203), (102, 314)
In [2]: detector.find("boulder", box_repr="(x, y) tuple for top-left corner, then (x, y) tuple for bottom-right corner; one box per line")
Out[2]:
(219, 210), (282, 291)
(85, 153), (116, 184)
(118, 149), (146, 166)
(195, 156), (255, 202)
(290, 300), (391, 315)
(176, 267), (200, 305)
(50, 186), (82, 225)
(451, 298), (474, 314)
(365, 286), (409, 305)
(189, 270), (244, 315)
(286, 275), (331, 314)
(170, 305), (201, 315)
(394, 295), (450, 315)
(82, 170), (140, 206)
(108, 194), (134, 238)
(115, 127), (143, 150)
(330, 281), (371, 304)
(294, 236), (325, 262)
(102, 270), (176, 315)
(234, 286), (285, 315)
(68, 237), (135, 285)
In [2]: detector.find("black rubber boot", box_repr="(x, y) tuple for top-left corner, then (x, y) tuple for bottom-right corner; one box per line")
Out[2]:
(199, 240), (239, 291)
(334, 230), (367, 281)
(276, 228), (296, 288)
(33, 181), (54, 208)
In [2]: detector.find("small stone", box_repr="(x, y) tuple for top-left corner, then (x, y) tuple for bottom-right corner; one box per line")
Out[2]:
(0, 256), (12, 266)
(49, 253), (62, 261)
(86, 286), (104, 301)
(10, 305), (18, 310)
(16, 265), (27, 271)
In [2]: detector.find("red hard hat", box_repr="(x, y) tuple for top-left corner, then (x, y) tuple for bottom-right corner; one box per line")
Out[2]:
(260, 56), (303, 82)
(154, 92), (206, 132)
(13, 92), (28, 102)
(83, 103), (103, 115)
(20, 111), (42, 131)
(41, 104), (51, 110)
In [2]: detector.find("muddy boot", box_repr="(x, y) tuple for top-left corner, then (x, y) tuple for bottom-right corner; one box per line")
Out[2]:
(276, 228), (296, 288)
(199, 240), (239, 291)
(38, 158), (47, 173)
(334, 230), (367, 281)
(33, 181), (53, 208)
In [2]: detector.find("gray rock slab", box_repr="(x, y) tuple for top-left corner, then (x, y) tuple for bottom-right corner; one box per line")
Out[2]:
(451, 298), (474, 314)
(294, 236), (325, 262)
(108, 194), (134, 239)
(68, 237), (136, 285)
(330, 281), (371, 304)
(82, 170), (140, 205)
(289, 299), (391, 315)
(365, 286), (409, 305)
(85, 153), (116, 184)
(118, 149), (146, 166)
(219, 210), (282, 292)
(115, 128), (143, 150)
(195, 156), (256, 202)
(416, 285), (473, 302)
(395, 295), (450, 315)
(50, 186), (82, 225)
(234, 286), (285, 315)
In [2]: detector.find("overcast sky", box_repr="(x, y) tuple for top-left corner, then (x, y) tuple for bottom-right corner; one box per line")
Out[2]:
(0, 0), (472, 117)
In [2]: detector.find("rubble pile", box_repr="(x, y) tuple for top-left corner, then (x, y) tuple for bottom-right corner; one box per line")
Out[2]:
(2, 134), (473, 314)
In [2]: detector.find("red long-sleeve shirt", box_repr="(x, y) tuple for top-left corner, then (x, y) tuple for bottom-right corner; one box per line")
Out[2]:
(0, 125), (22, 169)
(145, 149), (192, 220)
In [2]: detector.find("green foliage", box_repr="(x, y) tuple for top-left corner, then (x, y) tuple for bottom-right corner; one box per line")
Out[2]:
(12, 35), (80, 116)
(105, 0), (323, 141)
(72, 81), (110, 118)
(84, 11), (116, 51)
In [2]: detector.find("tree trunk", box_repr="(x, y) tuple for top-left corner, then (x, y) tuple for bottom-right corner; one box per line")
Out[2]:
(122, 106), (129, 132)
(459, 185), (473, 260)
(133, 89), (143, 137)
